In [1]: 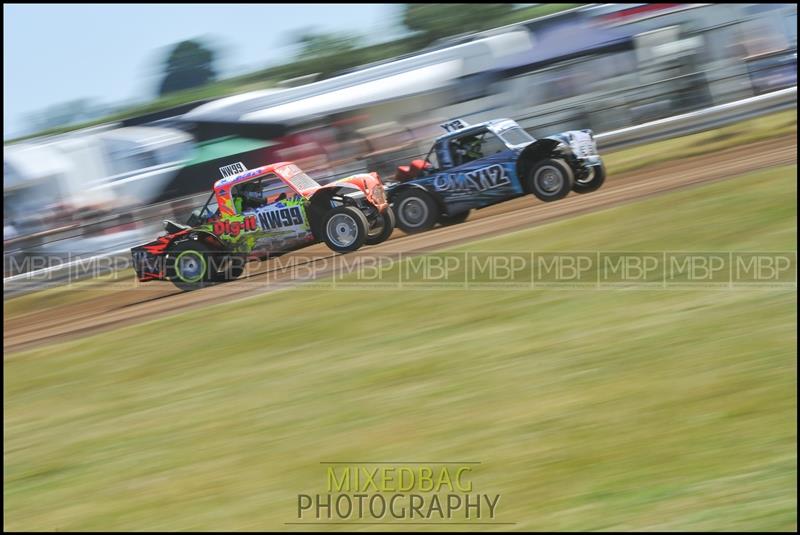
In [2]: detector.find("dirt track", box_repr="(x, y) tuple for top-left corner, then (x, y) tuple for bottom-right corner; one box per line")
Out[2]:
(4, 135), (797, 354)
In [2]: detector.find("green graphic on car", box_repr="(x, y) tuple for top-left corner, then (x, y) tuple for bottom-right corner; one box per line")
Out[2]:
(130, 161), (395, 290)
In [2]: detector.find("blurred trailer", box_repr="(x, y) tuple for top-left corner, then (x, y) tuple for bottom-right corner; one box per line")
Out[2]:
(448, 13), (637, 134)
(178, 29), (534, 152)
(151, 136), (281, 202)
(584, 3), (797, 102)
(4, 127), (193, 215)
(182, 28), (533, 136)
(455, 3), (797, 135)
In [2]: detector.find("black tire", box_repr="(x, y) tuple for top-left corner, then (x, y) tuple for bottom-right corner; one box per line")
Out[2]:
(393, 189), (438, 234)
(365, 206), (396, 246)
(210, 254), (247, 282)
(572, 163), (606, 194)
(438, 210), (470, 227)
(526, 158), (574, 202)
(321, 205), (369, 253)
(166, 241), (214, 291)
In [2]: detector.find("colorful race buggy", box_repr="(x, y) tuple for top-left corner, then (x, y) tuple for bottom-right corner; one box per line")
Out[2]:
(387, 118), (606, 233)
(131, 161), (395, 289)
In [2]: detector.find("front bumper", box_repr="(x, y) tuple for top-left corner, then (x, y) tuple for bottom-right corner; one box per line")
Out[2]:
(131, 244), (167, 281)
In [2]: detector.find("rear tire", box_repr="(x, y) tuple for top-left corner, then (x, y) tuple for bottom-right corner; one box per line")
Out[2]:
(438, 210), (470, 227)
(527, 158), (574, 202)
(365, 206), (396, 246)
(572, 163), (606, 194)
(210, 254), (247, 282)
(167, 241), (213, 291)
(394, 189), (438, 233)
(321, 206), (369, 253)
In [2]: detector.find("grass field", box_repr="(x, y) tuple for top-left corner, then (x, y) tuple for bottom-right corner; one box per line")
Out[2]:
(4, 165), (796, 531)
(602, 109), (797, 175)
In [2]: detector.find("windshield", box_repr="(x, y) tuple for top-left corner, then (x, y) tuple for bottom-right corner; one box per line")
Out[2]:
(497, 126), (535, 147)
(424, 145), (439, 169)
(186, 192), (218, 225)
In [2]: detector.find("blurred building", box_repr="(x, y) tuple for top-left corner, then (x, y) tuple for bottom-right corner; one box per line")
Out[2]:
(454, 3), (797, 134)
(4, 126), (192, 223)
(3, 2), (796, 261)
(181, 29), (535, 139)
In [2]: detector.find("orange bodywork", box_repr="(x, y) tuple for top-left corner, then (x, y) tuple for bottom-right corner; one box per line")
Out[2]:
(326, 172), (389, 212)
(213, 161), (389, 215)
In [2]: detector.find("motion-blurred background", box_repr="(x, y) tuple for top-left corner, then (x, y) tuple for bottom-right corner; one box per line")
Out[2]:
(4, 3), (798, 276)
(4, 6), (798, 531)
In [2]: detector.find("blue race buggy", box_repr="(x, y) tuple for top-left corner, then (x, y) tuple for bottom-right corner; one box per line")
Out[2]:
(386, 118), (606, 233)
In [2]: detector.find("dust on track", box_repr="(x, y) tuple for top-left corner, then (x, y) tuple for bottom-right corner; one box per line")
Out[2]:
(4, 135), (797, 354)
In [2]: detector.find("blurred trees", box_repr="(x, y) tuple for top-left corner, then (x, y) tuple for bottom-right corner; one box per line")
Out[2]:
(26, 98), (112, 132)
(159, 40), (218, 96)
(288, 30), (365, 78)
(295, 31), (363, 60)
(402, 3), (515, 44)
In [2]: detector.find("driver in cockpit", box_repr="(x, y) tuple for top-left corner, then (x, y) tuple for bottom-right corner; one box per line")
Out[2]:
(452, 135), (483, 166)
(233, 183), (265, 213)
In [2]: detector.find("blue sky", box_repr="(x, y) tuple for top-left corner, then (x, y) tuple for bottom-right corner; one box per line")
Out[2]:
(3, 3), (404, 138)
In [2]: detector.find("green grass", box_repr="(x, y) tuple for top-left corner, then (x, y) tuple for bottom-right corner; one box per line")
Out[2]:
(603, 109), (797, 175)
(3, 270), (135, 319)
(4, 165), (796, 531)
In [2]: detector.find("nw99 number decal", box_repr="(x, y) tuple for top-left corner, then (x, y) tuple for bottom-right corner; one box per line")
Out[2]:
(255, 205), (304, 230)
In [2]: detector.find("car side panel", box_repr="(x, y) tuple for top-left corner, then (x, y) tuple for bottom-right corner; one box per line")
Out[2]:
(411, 150), (524, 214)
(210, 195), (315, 254)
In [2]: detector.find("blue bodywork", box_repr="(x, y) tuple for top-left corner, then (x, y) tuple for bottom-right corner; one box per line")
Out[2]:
(387, 118), (602, 216)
